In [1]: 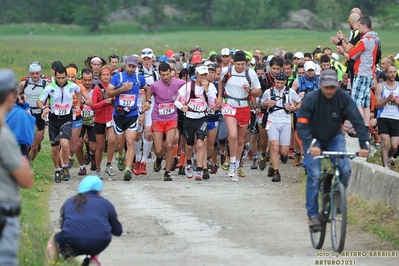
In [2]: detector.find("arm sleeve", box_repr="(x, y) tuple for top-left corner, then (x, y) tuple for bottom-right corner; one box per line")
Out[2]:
(349, 40), (366, 60)
(38, 87), (50, 103)
(107, 203), (123, 236)
(296, 96), (315, 150)
(91, 87), (106, 110)
(174, 85), (187, 110)
(206, 84), (217, 107)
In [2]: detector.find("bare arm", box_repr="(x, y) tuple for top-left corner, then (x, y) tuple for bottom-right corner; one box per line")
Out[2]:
(11, 156), (34, 188)
(105, 82), (132, 98)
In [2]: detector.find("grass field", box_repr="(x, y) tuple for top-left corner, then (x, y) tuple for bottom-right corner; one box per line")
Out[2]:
(0, 24), (398, 78)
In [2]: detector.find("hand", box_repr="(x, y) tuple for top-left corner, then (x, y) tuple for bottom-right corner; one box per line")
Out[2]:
(284, 102), (297, 112)
(389, 54), (395, 62)
(142, 101), (151, 112)
(358, 149), (369, 158)
(337, 30), (344, 40)
(387, 93), (395, 102)
(298, 91), (306, 99)
(243, 84), (250, 93)
(217, 97), (223, 107)
(330, 36), (340, 45)
(105, 97), (113, 104)
(370, 118), (377, 127)
(309, 146), (321, 156)
(255, 108), (261, 115)
(211, 104), (220, 111)
(139, 113), (145, 126)
(202, 80), (209, 93)
(266, 100), (276, 108)
(123, 82), (133, 92)
(75, 105), (81, 114)
(336, 46), (345, 55)
(41, 108), (49, 120)
(181, 105), (188, 113)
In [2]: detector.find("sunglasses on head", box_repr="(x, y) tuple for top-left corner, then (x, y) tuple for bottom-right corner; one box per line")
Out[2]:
(141, 51), (153, 55)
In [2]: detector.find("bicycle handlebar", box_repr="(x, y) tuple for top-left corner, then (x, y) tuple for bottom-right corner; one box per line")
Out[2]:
(307, 138), (360, 160)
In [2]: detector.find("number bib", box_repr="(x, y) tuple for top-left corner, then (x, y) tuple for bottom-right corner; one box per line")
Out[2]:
(54, 103), (70, 116)
(159, 103), (175, 115)
(119, 94), (136, 107)
(265, 119), (273, 130)
(188, 98), (207, 112)
(82, 105), (94, 117)
(221, 103), (236, 116)
(257, 113), (264, 123)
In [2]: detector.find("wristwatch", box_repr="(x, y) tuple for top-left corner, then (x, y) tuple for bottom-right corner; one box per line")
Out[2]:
(147, 100), (152, 104)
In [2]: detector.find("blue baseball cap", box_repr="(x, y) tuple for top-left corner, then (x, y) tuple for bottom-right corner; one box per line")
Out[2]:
(158, 55), (169, 63)
(78, 175), (103, 194)
(0, 69), (18, 92)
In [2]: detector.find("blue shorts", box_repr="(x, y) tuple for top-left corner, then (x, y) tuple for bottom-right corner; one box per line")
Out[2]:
(207, 121), (219, 131)
(351, 75), (372, 108)
(72, 119), (83, 129)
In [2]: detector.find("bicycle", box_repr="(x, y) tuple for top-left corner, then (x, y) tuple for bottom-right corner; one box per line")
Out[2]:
(308, 139), (358, 253)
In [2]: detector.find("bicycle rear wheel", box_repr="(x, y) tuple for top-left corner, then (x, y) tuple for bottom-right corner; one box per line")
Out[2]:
(310, 178), (327, 249)
(331, 182), (347, 252)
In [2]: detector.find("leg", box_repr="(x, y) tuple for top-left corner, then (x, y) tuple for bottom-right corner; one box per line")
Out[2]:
(45, 233), (59, 265)
(388, 137), (399, 159)
(380, 134), (390, 167)
(106, 127), (116, 164)
(164, 129), (176, 172)
(236, 124), (248, 163)
(303, 143), (322, 218)
(124, 130), (137, 170)
(29, 128), (45, 161)
(225, 117), (238, 158)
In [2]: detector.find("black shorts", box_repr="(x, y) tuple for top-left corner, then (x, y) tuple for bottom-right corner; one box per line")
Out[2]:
(112, 115), (138, 135)
(48, 119), (72, 146)
(184, 116), (208, 146)
(32, 113), (46, 131)
(55, 231), (110, 260)
(249, 112), (259, 134)
(378, 117), (399, 136)
(94, 122), (113, 135)
(79, 125), (96, 142)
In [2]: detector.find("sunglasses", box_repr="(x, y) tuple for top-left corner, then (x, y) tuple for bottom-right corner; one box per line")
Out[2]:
(141, 50), (153, 55)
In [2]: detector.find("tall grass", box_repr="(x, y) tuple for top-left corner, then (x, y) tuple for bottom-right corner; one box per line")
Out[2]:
(0, 25), (398, 78)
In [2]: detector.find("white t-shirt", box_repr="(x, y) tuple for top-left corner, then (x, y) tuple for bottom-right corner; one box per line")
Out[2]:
(261, 86), (301, 124)
(175, 81), (217, 119)
(221, 66), (261, 108)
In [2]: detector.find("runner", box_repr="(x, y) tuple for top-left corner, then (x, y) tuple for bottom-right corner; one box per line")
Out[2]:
(105, 55), (150, 181)
(37, 66), (82, 183)
(18, 62), (50, 161)
(175, 65), (217, 181)
(144, 63), (186, 181)
(218, 51), (261, 181)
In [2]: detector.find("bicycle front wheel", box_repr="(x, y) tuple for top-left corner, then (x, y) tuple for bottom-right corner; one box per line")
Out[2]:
(310, 179), (327, 249)
(331, 182), (347, 252)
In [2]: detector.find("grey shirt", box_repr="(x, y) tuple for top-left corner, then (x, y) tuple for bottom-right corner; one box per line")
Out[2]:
(0, 125), (22, 203)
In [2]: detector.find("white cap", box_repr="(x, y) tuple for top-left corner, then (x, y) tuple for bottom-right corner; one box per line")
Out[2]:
(331, 53), (339, 61)
(29, 62), (42, 72)
(267, 55), (274, 62)
(304, 61), (316, 71)
(394, 53), (399, 60)
(221, 48), (230, 56)
(203, 60), (213, 66)
(196, 65), (209, 75)
(141, 48), (154, 59)
(293, 52), (304, 59)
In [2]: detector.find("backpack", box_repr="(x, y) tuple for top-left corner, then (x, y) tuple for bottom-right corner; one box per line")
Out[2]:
(23, 78), (47, 91)
(297, 76), (320, 94)
(138, 63), (160, 82)
(222, 66), (252, 105)
(97, 83), (107, 100)
(116, 71), (141, 89)
(268, 86), (291, 114)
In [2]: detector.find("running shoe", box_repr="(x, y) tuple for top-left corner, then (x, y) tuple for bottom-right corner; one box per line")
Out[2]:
(272, 170), (281, 182)
(123, 169), (133, 181)
(222, 156), (230, 171)
(185, 164), (193, 179)
(61, 167), (70, 181)
(258, 155), (267, 170)
(228, 162), (236, 178)
(95, 169), (102, 179)
(178, 165), (185, 175)
(84, 150), (90, 165)
(251, 158), (258, 169)
(164, 171), (173, 181)
(117, 154), (126, 171)
(209, 164), (218, 174)
(202, 169), (210, 180)
(78, 167), (87, 176)
(267, 165), (274, 177)
(237, 167), (245, 177)
(153, 157), (162, 172)
(133, 161), (141, 175)
(280, 154), (288, 164)
(195, 171), (203, 181)
(140, 162), (147, 175)
(54, 170), (62, 183)
(68, 157), (74, 169)
(105, 164), (116, 176)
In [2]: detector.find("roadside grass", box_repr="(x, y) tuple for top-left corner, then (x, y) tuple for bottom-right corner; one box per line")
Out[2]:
(19, 139), (78, 266)
(0, 25), (398, 78)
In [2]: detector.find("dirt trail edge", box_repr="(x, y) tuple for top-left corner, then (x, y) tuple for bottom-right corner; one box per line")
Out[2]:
(49, 156), (398, 266)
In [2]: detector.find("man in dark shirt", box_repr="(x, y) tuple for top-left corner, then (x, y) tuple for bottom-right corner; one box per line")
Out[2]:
(297, 69), (369, 230)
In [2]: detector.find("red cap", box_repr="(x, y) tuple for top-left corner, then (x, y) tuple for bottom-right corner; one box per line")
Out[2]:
(165, 50), (174, 58)
(191, 54), (202, 64)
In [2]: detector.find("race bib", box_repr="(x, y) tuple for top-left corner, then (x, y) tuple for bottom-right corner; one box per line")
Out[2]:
(82, 105), (94, 117)
(257, 113), (264, 123)
(120, 94), (136, 107)
(159, 103), (175, 115)
(188, 98), (207, 112)
(221, 103), (236, 116)
(265, 119), (273, 130)
(54, 103), (70, 116)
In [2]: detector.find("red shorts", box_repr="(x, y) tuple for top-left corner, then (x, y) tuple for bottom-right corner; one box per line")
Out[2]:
(223, 105), (250, 127)
(152, 120), (177, 133)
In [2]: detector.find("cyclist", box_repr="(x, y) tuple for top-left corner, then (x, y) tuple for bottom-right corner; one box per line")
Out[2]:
(297, 69), (369, 230)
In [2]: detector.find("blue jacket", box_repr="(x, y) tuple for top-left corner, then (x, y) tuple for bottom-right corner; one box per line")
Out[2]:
(6, 103), (36, 146)
(60, 191), (123, 240)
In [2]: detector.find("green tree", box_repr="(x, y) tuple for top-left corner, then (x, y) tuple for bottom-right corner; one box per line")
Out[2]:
(73, 0), (109, 33)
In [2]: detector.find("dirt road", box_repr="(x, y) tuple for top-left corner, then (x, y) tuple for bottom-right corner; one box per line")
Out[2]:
(49, 157), (398, 266)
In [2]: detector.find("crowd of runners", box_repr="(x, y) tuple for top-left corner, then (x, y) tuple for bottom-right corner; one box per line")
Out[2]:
(11, 9), (399, 185)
